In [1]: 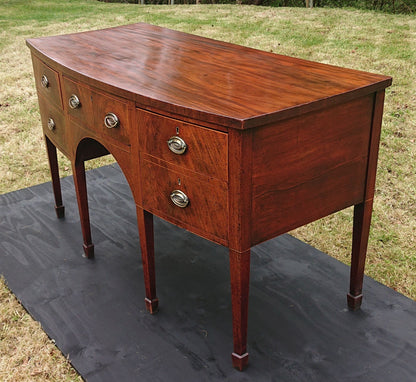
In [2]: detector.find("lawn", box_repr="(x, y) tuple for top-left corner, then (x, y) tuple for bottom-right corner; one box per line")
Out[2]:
(0, 0), (415, 380)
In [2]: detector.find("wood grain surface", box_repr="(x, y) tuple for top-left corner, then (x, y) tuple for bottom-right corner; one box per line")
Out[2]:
(27, 23), (392, 129)
(251, 94), (374, 244)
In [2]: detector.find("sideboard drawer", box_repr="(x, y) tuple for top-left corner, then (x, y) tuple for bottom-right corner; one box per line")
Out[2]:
(62, 76), (93, 127)
(32, 56), (62, 109)
(141, 159), (228, 244)
(91, 91), (131, 148)
(138, 110), (228, 181)
(38, 95), (68, 155)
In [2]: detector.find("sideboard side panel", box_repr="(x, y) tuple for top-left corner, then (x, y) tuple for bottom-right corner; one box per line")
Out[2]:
(251, 94), (374, 246)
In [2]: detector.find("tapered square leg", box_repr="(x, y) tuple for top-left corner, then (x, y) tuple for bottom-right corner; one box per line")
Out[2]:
(71, 159), (94, 259)
(348, 91), (386, 310)
(45, 137), (65, 218)
(136, 207), (158, 314)
(229, 249), (250, 371)
(348, 200), (374, 310)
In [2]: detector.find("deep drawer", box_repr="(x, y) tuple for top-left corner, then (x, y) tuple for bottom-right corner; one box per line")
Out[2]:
(140, 159), (229, 244)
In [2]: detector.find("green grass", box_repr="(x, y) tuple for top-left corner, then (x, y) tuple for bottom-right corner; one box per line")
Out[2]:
(0, 1), (415, 379)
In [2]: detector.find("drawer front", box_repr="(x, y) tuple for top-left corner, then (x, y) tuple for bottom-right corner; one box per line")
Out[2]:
(32, 56), (62, 109)
(38, 95), (68, 155)
(62, 76), (93, 127)
(141, 159), (228, 243)
(92, 90), (131, 148)
(138, 110), (228, 181)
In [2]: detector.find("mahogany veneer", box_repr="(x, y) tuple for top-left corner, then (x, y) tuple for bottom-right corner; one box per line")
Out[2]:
(26, 23), (392, 371)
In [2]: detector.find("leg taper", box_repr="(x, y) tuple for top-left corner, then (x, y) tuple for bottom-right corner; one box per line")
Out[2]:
(348, 200), (373, 310)
(71, 159), (94, 258)
(229, 248), (250, 370)
(45, 137), (65, 218)
(137, 206), (158, 314)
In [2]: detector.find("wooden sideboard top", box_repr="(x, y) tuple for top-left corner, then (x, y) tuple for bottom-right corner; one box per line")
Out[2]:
(26, 23), (391, 129)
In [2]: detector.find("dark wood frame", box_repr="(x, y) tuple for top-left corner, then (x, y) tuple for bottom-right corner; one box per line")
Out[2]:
(27, 23), (391, 370)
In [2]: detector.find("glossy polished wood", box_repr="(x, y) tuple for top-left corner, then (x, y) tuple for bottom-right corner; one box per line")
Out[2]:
(251, 95), (374, 244)
(27, 23), (390, 129)
(27, 23), (391, 371)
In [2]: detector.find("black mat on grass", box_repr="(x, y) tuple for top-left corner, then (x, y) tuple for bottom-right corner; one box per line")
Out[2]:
(1, 164), (415, 381)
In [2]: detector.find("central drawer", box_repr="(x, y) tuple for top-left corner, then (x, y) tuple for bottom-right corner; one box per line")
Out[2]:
(62, 76), (131, 149)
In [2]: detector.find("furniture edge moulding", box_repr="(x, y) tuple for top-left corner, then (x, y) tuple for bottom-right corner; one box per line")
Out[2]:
(227, 128), (253, 253)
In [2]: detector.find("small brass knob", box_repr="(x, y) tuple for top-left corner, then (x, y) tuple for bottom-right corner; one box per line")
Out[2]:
(68, 94), (80, 109)
(104, 113), (119, 129)
(167, 136), (187, 155)
(170, 190), (189, 208)
(41, 75), (49, 88)
(47, 118), (56, 131)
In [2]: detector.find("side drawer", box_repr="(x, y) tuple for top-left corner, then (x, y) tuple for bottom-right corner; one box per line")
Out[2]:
(138, 109), (228, 181)
(140, 159), (228, 244)
(32, 56), (62, 109)
(37, 95), (69, 156)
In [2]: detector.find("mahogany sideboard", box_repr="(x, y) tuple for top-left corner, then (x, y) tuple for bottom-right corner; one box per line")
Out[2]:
(26, 23), (392, 371)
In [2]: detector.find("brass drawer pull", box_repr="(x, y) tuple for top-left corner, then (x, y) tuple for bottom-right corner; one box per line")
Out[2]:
(104, 112), (119, 129)
(68, 94), (80, 109)
(170, 190), (189, 208)
(47, 118), (56, 131)
(41, 74), (49, 88)
(167, 136), (187, 155)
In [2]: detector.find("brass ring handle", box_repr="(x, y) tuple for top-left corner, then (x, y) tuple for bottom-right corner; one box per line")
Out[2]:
(104, 113), (119, 129)
(167, 136), (187, 155)
(170, 190), (189, 208)
(41, 75), (49, 88)
(68, 94), (80, 109)
(47, 118), (56, 131)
